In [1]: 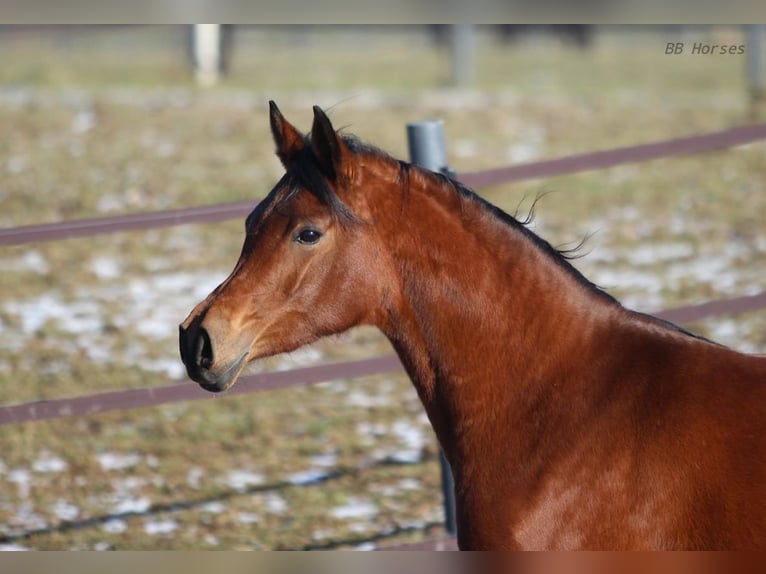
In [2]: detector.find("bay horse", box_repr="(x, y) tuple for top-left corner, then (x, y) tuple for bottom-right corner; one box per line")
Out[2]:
(179, 102), (765, 550)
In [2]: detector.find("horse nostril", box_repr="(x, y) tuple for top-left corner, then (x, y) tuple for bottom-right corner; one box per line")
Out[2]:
(195, 327), (214, 370)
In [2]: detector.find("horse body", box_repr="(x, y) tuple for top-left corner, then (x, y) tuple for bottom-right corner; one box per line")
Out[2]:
(179, 103), (765, 549)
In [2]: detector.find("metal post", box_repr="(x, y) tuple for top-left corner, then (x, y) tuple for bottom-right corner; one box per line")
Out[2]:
(407, 119), (450, 174)
(450, 24), (476, 87)
(746, 25), (765, 103)
(406, 119), (458, 537)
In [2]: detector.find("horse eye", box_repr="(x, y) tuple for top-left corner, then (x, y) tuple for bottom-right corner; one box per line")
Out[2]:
(295, 228), (323, 245)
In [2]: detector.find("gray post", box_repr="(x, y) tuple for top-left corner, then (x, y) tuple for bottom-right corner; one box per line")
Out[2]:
(450, 25), (476, 87)
(406, 119), (458, 537)
(407, 119), (450, 174)
(746, 25), (765, 103)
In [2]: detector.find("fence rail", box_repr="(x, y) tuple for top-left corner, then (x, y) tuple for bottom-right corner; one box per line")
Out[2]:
(2, 122), (765, 247)
(2, 290), (764, 427)
(458, 122), (766, 188)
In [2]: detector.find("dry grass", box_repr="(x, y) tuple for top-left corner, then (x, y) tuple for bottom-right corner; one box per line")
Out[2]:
(0, 25), (764, 550)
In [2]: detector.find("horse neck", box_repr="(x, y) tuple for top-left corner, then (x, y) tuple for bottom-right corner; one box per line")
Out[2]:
(365, 164), (619, 467)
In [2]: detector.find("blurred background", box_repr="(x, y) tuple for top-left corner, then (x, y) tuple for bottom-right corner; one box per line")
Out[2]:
(0, 25), (764, 550)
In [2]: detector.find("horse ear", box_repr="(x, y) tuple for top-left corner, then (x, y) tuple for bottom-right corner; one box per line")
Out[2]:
(269, 100), (305, 167)
(310, 105), (347, 180)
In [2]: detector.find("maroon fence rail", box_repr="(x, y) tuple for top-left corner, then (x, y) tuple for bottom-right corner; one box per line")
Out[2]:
(2, 291), (764, 427)
(458, 122), (766, 188)
(0, 356), (402, 426)
(0, 200), (254, 247)
(2, 123), (765, 247)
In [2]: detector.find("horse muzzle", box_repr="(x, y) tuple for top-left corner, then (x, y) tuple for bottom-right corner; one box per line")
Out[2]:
(179, 323), (247, 393)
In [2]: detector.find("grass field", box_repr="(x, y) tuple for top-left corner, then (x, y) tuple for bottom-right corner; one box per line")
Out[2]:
(0, 25), (764, 550)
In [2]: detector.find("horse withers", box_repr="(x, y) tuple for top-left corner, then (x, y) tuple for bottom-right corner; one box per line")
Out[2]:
(180, 103), (765, 550)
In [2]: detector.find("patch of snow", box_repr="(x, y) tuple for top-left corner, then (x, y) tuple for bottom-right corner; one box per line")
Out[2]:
(666, 256), (733, 289)
(142, 357), (186, 379)
(32, 452), (67, 474)
(144, 519), (178, 535)
(389, 420), (427, 463)
(312, 528), (334, 541)
(111, 476), (146, 493)
(71, 108), (96, 134)
(7, 469), (32, 498)
(237, 512), (259, 525)
(97, 452), (142, 471)
(354, 542), (377, 551)
(274, 346), (325, 371)
(5, 250), (49, 274)
(309, 453), (338, 467)
(123, 272), (222, 341)
(585, 246), (618, 263)
(9, 503), (47, 531)
(88, 256), (122, 280)
(0, 544), (30, 551)
(397, 478), (422, 491)
(1, 267), (225, 376)
(504, 142), (538, 164)
(356, 422), (387, 439)
(186, 467), (204, 489)
(590, 267), (662, 295)
(349, 522), (373, 534)
(614, 205), (642, 222)
(3, 294), (103, 336)
(52, 500), (79, 522)
(113, 497), (151, 515)
(201, 501), (226, 514)
(504, 124), (545, 164)
(102, 519), (127, 534)
(224, 470), (264, 492)
(286, 469), (332, 486)
(707, 319), (743, 344)
(262, 493), (287, 515)
(331, 498), (378, 520)
(6, 154), (27, 175)
(626, 243), (694, 266)
(345, 389), (391, 408)
(203, 534), (219, 546)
